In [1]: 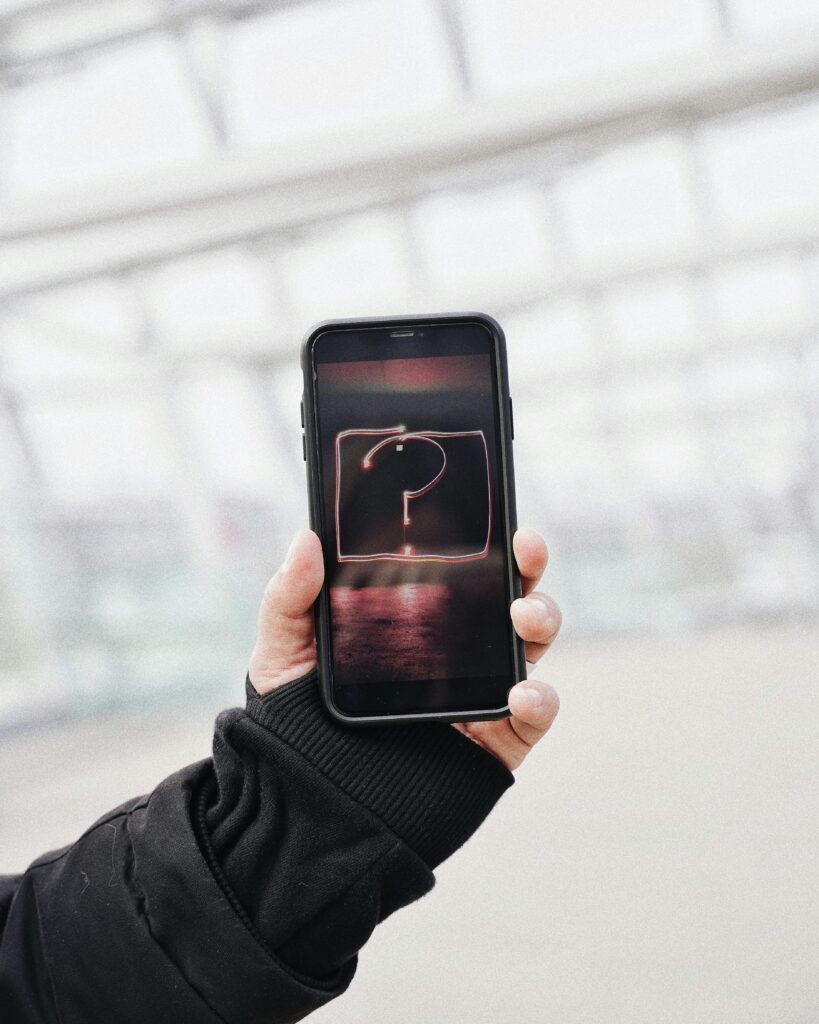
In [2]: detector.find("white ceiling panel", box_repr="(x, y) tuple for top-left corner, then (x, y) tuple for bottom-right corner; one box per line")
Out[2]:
(625, 428), (707, 498)
(505, 299), (595, 379)
(227, 0), (459, 147)
(601, 275), (702, 356)
(5, 34), (213, 198)
(176, 364), (296, 499)
(23, 397), (176, 501)
(6, 1), (162, 62)
(699, 97), (819, 232)
(710, 254), (810, 337)
(460, 0), (719, 96)
(276, 209), (412, 325)
(413, 183), (555, 304)
(0, 314), (141, 390)
(10, 278), (141, 352)
(0, 408), (26, 499)
(729, 0), (819, 37)
(555, 135), (700, 271)
(699, 349), (798, 409)
(710, 412), (806, 496)
(612, 372), (689, 422)
(144, 249), (278, 353)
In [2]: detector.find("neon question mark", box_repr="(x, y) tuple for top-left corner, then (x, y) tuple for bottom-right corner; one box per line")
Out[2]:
(362, 432), (447, 551)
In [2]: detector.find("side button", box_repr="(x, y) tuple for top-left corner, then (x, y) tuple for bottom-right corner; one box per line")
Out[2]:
(302, 434), (307, 461)
(509, 396), (515, 439)
(300, 399), (304, 428)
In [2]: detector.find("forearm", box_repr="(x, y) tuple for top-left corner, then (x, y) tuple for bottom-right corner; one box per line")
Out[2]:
(0, 674), (512, 1023)
(207, 672), (513, 976)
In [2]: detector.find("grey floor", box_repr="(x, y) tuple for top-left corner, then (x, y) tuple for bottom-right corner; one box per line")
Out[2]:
(2, 624), (817, 1024)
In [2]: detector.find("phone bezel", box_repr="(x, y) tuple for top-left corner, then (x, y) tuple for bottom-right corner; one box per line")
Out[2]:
(301, 312), (525, 725)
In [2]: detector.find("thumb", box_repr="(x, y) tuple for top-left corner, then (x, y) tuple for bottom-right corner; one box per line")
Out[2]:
(248, 529), (324, 695)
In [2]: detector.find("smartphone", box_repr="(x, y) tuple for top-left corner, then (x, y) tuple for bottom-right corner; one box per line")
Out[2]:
(301, 313), (525, 724)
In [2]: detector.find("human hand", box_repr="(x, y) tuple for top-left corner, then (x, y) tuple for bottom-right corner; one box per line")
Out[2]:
(451, 528), (560, 770)
(248, 528), (560, 771)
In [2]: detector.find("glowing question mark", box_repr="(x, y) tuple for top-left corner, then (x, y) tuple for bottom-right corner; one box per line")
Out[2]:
(361, 432), (447, 553)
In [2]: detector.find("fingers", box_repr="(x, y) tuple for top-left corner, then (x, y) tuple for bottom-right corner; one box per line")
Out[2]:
(249, 530), (324, 694)
(507, 679), (560, 750)
(262, 529), (324, 621)
(513, 528), (548, 596)
(454, 678), (559, 771)
(454, 719), (530, 772)
(510, 591), (562, 663)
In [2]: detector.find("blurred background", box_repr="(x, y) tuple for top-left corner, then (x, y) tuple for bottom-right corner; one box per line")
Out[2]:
(0, 1), (817, 1021)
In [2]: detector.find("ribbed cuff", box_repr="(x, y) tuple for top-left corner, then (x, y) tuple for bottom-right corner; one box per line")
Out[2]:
(245, 672), (513, 870)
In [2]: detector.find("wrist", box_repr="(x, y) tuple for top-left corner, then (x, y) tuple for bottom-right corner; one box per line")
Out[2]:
(247, 653), (318, 697)
(245, 670), (514, 869)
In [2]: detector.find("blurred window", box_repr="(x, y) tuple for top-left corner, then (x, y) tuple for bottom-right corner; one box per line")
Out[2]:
(459, 0), (719, 95)
(412, 183), (555, 304)
(699, 97), (819, 231)
(554, 135), (700, 270)
(226, 0), (459, 146)
(6, 35), (212, 197)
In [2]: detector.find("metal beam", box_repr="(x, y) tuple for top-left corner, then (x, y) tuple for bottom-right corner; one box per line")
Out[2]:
(0, 0), (280, 28)
(0, 0), (285, 80)
(434, 0), (474, 97)
(0, 0), (75, 22)
(5, 244), (819, 402)
(1, 34), (819, 298)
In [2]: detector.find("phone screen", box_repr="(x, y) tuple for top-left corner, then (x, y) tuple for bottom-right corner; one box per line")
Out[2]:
(310, 320), (519, 716)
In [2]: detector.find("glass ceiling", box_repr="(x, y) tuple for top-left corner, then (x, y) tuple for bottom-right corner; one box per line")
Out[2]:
(0, 0), (818, 727)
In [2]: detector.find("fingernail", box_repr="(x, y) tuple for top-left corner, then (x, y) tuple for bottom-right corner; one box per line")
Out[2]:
(539, 609), (556, 631)
(516, 684), (544, 710)
(529, 593), (556, 625)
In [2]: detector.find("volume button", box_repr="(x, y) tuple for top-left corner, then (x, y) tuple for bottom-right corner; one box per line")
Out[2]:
(300, 399), (305, 428)
(509, 396), (515, 439)
(302, 434), (307, 461)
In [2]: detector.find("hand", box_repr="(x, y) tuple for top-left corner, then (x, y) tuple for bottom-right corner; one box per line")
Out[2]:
(452, 528), (560, 769)
(248, 528), (561, 771)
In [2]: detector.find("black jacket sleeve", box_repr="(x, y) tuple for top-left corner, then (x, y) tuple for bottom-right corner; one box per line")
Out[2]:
(0, 672), (513, 1023)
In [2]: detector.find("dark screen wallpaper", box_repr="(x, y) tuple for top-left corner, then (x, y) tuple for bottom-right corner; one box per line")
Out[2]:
(314, 333), (515, 691)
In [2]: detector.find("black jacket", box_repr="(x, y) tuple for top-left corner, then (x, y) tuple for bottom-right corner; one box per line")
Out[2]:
(0, 673), (512, 1023)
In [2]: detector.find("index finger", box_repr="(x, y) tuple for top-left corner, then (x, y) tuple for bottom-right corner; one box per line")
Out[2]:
(513, 528), (549, 596)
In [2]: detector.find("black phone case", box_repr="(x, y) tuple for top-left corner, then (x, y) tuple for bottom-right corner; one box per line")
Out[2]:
(300, 312), (526, 725)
